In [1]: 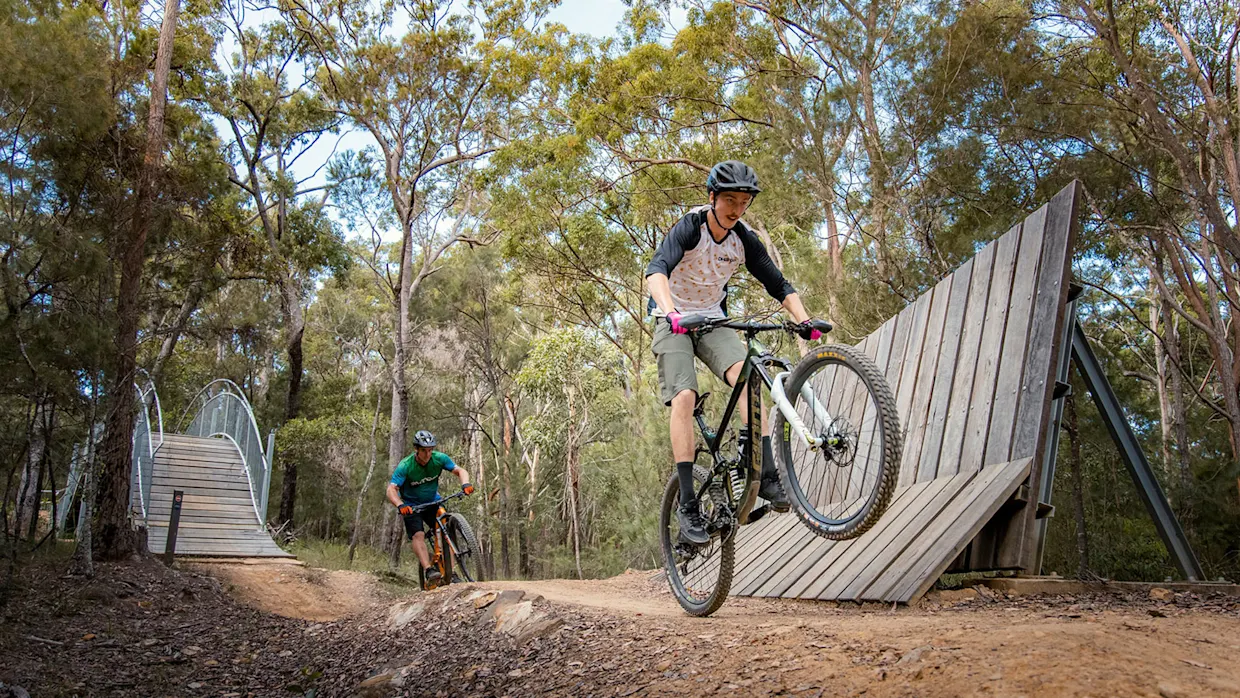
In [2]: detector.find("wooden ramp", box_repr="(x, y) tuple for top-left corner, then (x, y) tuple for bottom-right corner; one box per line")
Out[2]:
(735, 181), (1080, 603)
(144, 434), (291, 558)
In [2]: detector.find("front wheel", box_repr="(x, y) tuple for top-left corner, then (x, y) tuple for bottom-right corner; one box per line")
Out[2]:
(446, 513), (483, 582)
(660, 465), (734, 617)
(772, 343), (901, 540)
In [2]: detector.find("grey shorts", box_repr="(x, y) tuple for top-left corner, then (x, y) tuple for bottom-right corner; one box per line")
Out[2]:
(652, 319), (748, 406)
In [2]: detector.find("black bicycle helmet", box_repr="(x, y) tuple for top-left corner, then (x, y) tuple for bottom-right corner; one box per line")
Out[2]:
(413, 430), (437, 448)
(706, 160), (761, 195)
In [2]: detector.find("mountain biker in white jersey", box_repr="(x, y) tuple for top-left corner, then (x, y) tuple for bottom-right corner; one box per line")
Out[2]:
(646, 160), (824, 545)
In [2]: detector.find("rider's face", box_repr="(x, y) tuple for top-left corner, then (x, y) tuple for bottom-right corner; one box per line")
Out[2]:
(415, 446), (433, 463)
(710, 191), (753, 228)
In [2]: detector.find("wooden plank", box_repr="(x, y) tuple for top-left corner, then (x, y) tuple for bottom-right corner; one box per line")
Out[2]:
(787, 483), (928, 599)
(151, 483), (251, 498)
(1012, 182), (1080, 462)
(739, 525), (819, 596)
(154, 452), (244, 466)
(149, 487), (252, 501)
(863, 462), (1018, 601)
(958, 223), (1022, 473)
(731, 516), (787, 571)
(814, 475), (961, 599)
(158, 439), (239, 452)
(157, 446), (239, 456)
(748, 481), (927, 600)
(152, 469), (249, 483)
(734, 517), (815, 594)
(904, 275), (952, 483)
(157, 438), (239, 456)
(769, 487), (917, 599)
(917, 257), (975, 482)
(1002, 181), (1081, 570)
(937, 242), (996, 477)
(881, 458), (1032, 602)
(859, 315), (900, 496)
(148, 520), (260, 531)
(828, 349), (868, 508)
(758, 538), (837, 598)
(753, 532), (831, 597)
(734, 514), (802, 573)
(984, 204), (1047, 466)
(841, 335), (880, 506)
(894, 292), (932, 487)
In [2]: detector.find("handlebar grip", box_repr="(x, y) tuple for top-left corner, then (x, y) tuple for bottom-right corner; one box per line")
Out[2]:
(809, 319), (833, 333)
(678, 314), (708, 331)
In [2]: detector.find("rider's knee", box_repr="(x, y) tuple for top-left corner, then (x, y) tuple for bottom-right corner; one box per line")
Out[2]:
(670, 389), (697, 409)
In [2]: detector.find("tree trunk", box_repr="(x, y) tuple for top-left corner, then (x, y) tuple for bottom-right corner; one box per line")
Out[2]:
(520, 443), (539, 578)
(16, 398), (48, 540)
(94, 0), (180, 561)
(150, 280), (205, 380)
(347, 393), (384, 567)
(277, 289), (305, 528)
(1066, 392), (1089, 577)
(500, 393), (516, 578)
(70, 378), (102, 576)
(564, 391), (584, 580)
(1150, 284), (1174, 478)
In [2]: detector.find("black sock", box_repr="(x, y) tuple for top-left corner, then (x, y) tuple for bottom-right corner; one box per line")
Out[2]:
(762, 436), (775, 479)
(677, 461), (696, 504)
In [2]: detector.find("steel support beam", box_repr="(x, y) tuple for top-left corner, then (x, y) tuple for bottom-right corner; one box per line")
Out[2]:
(1071, 322), (1204, 581)
(1033, 296), (1078, 572)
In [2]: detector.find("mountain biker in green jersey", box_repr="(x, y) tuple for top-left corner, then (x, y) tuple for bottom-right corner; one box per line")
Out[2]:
(386, 430), (473, 586)
(646, 160), (824, 546)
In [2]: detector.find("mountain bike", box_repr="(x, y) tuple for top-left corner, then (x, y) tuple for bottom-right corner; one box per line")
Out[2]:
(660, 316), (902, 616)
(409, 491), (483, 590)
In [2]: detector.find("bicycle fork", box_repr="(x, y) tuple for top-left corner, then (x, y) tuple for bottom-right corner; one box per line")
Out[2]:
(769, 372), (833, 449)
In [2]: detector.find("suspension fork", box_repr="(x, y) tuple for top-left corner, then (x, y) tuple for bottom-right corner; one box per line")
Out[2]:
(769, 371), (831, 449)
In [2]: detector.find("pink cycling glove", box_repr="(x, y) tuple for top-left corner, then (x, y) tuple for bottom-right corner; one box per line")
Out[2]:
(666, 312), (689, 335)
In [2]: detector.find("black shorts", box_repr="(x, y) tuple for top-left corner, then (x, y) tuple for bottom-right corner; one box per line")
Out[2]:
(401, 507), (439, 539)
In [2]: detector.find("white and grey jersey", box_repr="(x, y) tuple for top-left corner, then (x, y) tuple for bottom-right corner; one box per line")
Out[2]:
(645, 205), (795, 317)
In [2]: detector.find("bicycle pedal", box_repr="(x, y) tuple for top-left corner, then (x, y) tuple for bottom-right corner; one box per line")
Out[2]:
(745, 504), (771, 524)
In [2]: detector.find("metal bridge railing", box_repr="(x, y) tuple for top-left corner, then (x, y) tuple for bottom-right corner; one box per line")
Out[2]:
(130, 372), (163, 522)
(177, 379), (271, 528)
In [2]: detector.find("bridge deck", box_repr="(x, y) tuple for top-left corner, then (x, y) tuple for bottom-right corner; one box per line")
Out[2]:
(143, 434), (290, 558)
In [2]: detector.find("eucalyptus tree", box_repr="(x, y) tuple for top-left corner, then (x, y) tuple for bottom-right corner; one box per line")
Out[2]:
(286, 0), (557, 559)
(205, 4), (348, 526)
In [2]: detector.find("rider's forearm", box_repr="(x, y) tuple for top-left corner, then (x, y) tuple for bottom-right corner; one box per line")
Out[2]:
(647, 274), (676, 315)
(781, 293), (811, 323)
(455, 467), (471, 486)
(385, 483), (403, 508)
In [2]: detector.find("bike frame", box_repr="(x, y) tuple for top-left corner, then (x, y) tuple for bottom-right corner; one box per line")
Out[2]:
(412, 492), (467, 572)
(689, 321), (838, 525)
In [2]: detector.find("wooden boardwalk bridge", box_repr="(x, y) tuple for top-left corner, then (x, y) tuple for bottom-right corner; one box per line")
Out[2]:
(129, 379), (290, 558)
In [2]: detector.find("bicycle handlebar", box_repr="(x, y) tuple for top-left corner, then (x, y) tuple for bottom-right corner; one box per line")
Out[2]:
(403, 489), (467, 513)
(677, 315), (833, 335)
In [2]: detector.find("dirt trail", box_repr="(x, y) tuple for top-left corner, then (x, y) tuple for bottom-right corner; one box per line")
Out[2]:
(5, 558), (1238, 696)
(202, 562), (1240, 696)
(461, 571), (1240, 697)
(184, 560), (382, 622)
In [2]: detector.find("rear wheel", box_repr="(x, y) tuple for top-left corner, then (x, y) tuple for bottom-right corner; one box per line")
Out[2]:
(772, 343), (901, 540)
(446, 513), (483, 582)
(659, 465), (734, 617)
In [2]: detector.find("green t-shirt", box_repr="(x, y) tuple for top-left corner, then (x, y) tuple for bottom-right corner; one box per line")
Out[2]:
(390, 451), (457, 505)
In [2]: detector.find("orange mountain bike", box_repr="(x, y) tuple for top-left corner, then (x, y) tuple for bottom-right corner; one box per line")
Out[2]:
(409, 491), (483, 590)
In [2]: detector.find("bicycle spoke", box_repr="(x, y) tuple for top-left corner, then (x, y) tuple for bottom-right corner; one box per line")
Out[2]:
(777, 345), (899, 537)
